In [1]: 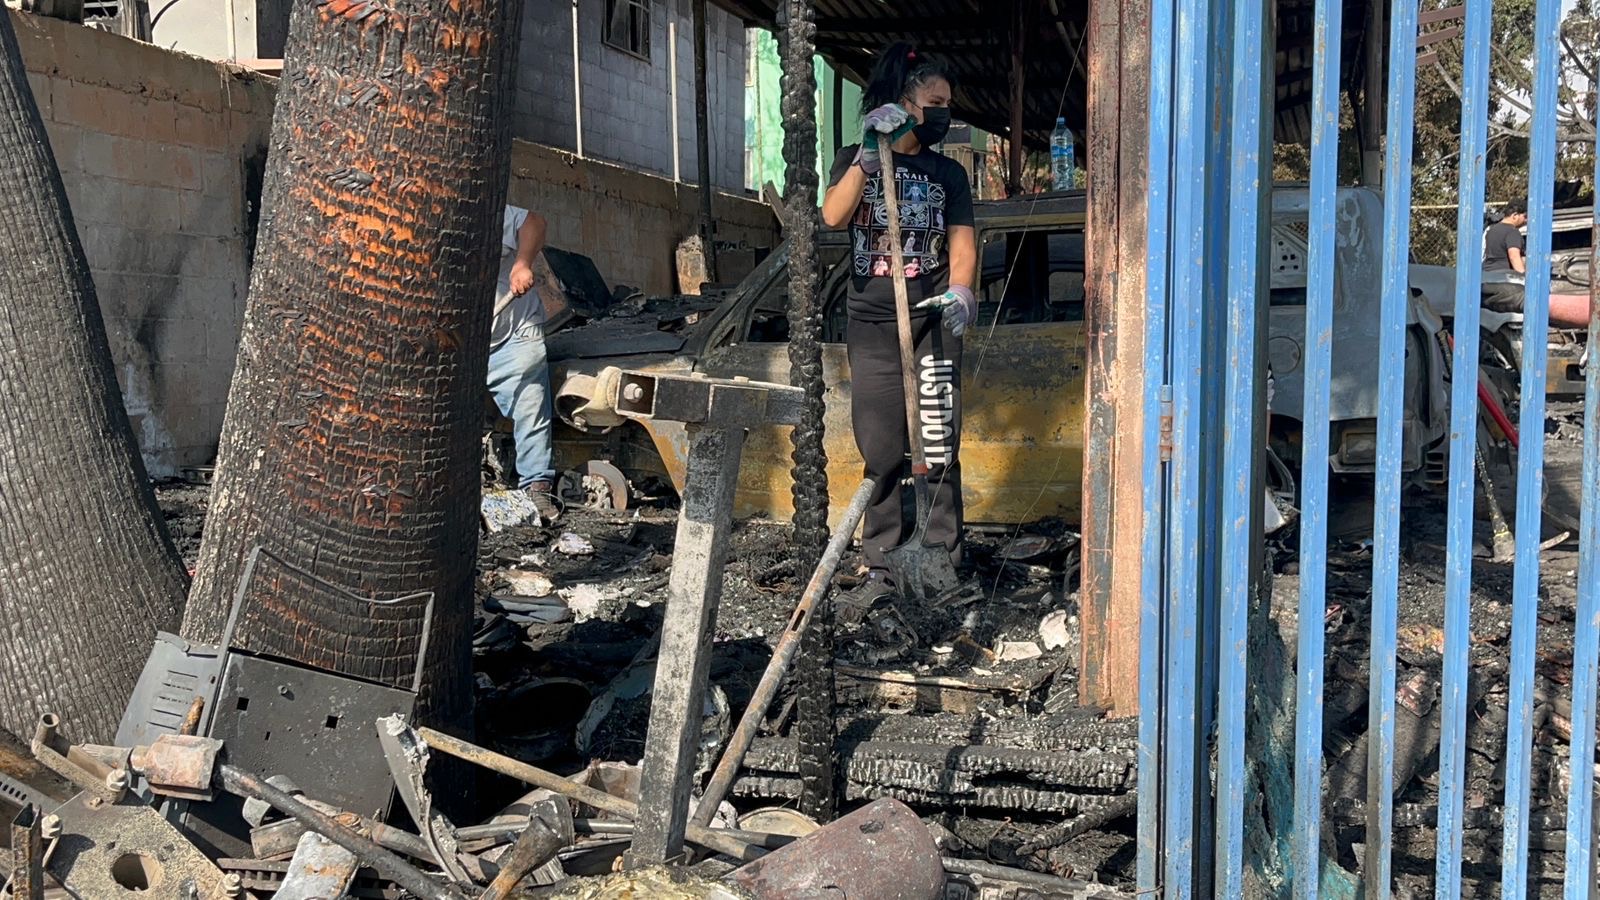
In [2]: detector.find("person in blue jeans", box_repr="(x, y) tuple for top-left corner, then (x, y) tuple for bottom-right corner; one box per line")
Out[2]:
(487, 204), (560, 520)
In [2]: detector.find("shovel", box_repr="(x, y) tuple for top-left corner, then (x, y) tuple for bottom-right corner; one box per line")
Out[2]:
(876, 134), (962, 603)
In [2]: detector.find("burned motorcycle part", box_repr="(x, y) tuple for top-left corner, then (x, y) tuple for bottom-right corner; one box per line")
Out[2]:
(570, 459), (630, 510)
(48, 793), (232, 899)
(208, 654), (413, 820)
(31, 715), (123, 805)
(725, 798), (944, 899)
(275, 831), (359, 900)
(216, 764), (468, 900)
(375, 715), (471, 885)
(115, 632), (224, 751)
(602, 369), (804, 867)
(130, 735), (222, 802)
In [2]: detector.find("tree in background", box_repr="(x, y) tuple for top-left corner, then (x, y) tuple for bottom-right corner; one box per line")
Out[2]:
(182, 0), (522, 731)
(1274, 0), (1595, 264)
(0, 10), (188, 741)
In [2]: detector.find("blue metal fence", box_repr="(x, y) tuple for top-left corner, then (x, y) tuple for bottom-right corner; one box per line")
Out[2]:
(1136, 0), (1600, 892)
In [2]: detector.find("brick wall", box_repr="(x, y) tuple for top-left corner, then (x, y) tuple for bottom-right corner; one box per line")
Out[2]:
(11, 9), (273, 476)
(9, 9), (775, 474)
(514, 0), (745, 189)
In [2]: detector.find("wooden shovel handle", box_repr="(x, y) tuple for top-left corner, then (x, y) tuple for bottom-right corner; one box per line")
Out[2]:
(877, 135), (930, 477)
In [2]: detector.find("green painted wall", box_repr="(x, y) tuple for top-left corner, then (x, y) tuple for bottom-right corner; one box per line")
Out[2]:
(743, 29), (862, 203)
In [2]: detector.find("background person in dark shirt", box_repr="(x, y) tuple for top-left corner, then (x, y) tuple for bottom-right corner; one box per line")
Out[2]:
(821, 42), (977, 607)
(1482, 197), (1593, 328)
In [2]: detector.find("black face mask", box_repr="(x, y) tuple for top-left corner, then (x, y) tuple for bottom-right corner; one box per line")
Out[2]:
(914, 107), (952, 146)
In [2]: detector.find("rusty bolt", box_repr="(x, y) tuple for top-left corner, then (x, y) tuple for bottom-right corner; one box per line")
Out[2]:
(105, 768), (130, 793)
(622, 383), (645, 402)
(40, 814), (61, 840)
(224, 872), (243, 898)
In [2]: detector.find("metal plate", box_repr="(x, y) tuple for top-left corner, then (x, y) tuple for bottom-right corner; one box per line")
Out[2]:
(275, 832), (358, 900)
(207, 654), (414, 818)
(114, 632), (224, 749)
(48, 794), (232, 899)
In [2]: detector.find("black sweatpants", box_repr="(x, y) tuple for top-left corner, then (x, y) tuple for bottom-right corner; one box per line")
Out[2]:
(846, 313), (963, 574)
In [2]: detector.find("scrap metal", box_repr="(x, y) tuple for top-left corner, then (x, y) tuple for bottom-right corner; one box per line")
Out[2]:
(214, 764), (468, 900)
(47, 792), (233, 899)
(8, 804), (43, 900)
(695, 478), (875, 824)
(30, 715), (124, 805)
(375, 715), (471, 885)
(274, 831), (359, 900)
(415, 727), (763, 863)
(725, 798), (945, 899)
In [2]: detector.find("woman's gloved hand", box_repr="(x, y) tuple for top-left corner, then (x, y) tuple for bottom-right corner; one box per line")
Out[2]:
(854, 103), (912, 175)
(914, 285), (977, 337)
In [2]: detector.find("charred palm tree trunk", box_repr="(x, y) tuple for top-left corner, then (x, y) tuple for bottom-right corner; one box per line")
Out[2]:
(183, 0), (522, 730)
(776, 0), (835, 820)
(0, 13), (187, 742)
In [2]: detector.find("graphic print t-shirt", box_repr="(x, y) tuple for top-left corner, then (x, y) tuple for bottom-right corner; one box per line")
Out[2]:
(828, 145), (975, 322)
(1482, 221), (1525, 275)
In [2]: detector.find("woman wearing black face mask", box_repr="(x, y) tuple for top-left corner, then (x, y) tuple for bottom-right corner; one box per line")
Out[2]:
(821, 42), (977, 610)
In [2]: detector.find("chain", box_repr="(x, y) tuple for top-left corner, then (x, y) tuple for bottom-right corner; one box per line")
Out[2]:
(777, 0), (835, 821)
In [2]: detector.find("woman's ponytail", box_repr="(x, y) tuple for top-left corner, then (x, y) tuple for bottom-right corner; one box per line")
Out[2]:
(860, 42), (959, 114)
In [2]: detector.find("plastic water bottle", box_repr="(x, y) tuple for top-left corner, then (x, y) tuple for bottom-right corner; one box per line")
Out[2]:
(1051, 118), (1076, 190)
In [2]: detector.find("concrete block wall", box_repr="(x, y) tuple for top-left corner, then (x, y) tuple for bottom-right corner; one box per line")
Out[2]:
(507, 140), (775, 294)
(514, 0), (745, 189)
(11, 9), (273, 476)
(8, 9), (771, 473)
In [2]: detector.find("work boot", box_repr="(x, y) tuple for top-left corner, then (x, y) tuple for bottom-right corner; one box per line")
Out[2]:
(525, 481), (562, 523)
(834, 570), (895, 627)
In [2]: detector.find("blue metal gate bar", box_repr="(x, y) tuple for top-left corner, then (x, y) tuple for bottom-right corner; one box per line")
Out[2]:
(1433, 0), (1493, 891)
(1214, 0), (1268, 886)
(1365, 0), (1422, 893)
(1548, 21), (1600, 900)
(1291, 0), (1343, 887)
(1161, 0), (1214, 884)
(1563, 157), (1600, 900)
(1136, 0), (1178, 882)
(1500, 0), (1563, 891)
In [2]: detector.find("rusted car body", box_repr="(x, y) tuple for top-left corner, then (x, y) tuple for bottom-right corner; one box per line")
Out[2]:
(542, 187), (1450, 524)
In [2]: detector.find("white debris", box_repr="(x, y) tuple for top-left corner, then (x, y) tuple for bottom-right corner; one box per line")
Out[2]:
(995, 641), (1044, 663)
(562, 583), (618, 622)
(1039, 609), (1071, 651)
(556, 532), (595, 556)
(500, 569), (555, 597)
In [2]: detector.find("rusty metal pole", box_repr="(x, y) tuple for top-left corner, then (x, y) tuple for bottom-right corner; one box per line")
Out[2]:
(1079, 0), (1149, 716)
(693, 0), (717, 281)
(775, 0), (835, 823)
(1361, 0), (1384, 186)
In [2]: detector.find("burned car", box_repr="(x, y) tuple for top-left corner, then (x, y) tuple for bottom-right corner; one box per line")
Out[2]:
(524, 187), (1451, 524)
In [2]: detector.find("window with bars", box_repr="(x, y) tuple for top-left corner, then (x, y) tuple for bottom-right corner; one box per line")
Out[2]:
(603, 0), (650, 60)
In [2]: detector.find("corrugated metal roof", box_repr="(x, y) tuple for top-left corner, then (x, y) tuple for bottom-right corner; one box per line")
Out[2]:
(712, 0), (1373, 149)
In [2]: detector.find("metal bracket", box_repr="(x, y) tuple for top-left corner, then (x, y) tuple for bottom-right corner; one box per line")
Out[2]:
(1158, 385), (1175, 461)
(621, 370), (805, 868)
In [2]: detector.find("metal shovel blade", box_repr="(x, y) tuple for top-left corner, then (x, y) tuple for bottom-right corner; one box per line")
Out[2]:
(884, 516), (960, 604)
